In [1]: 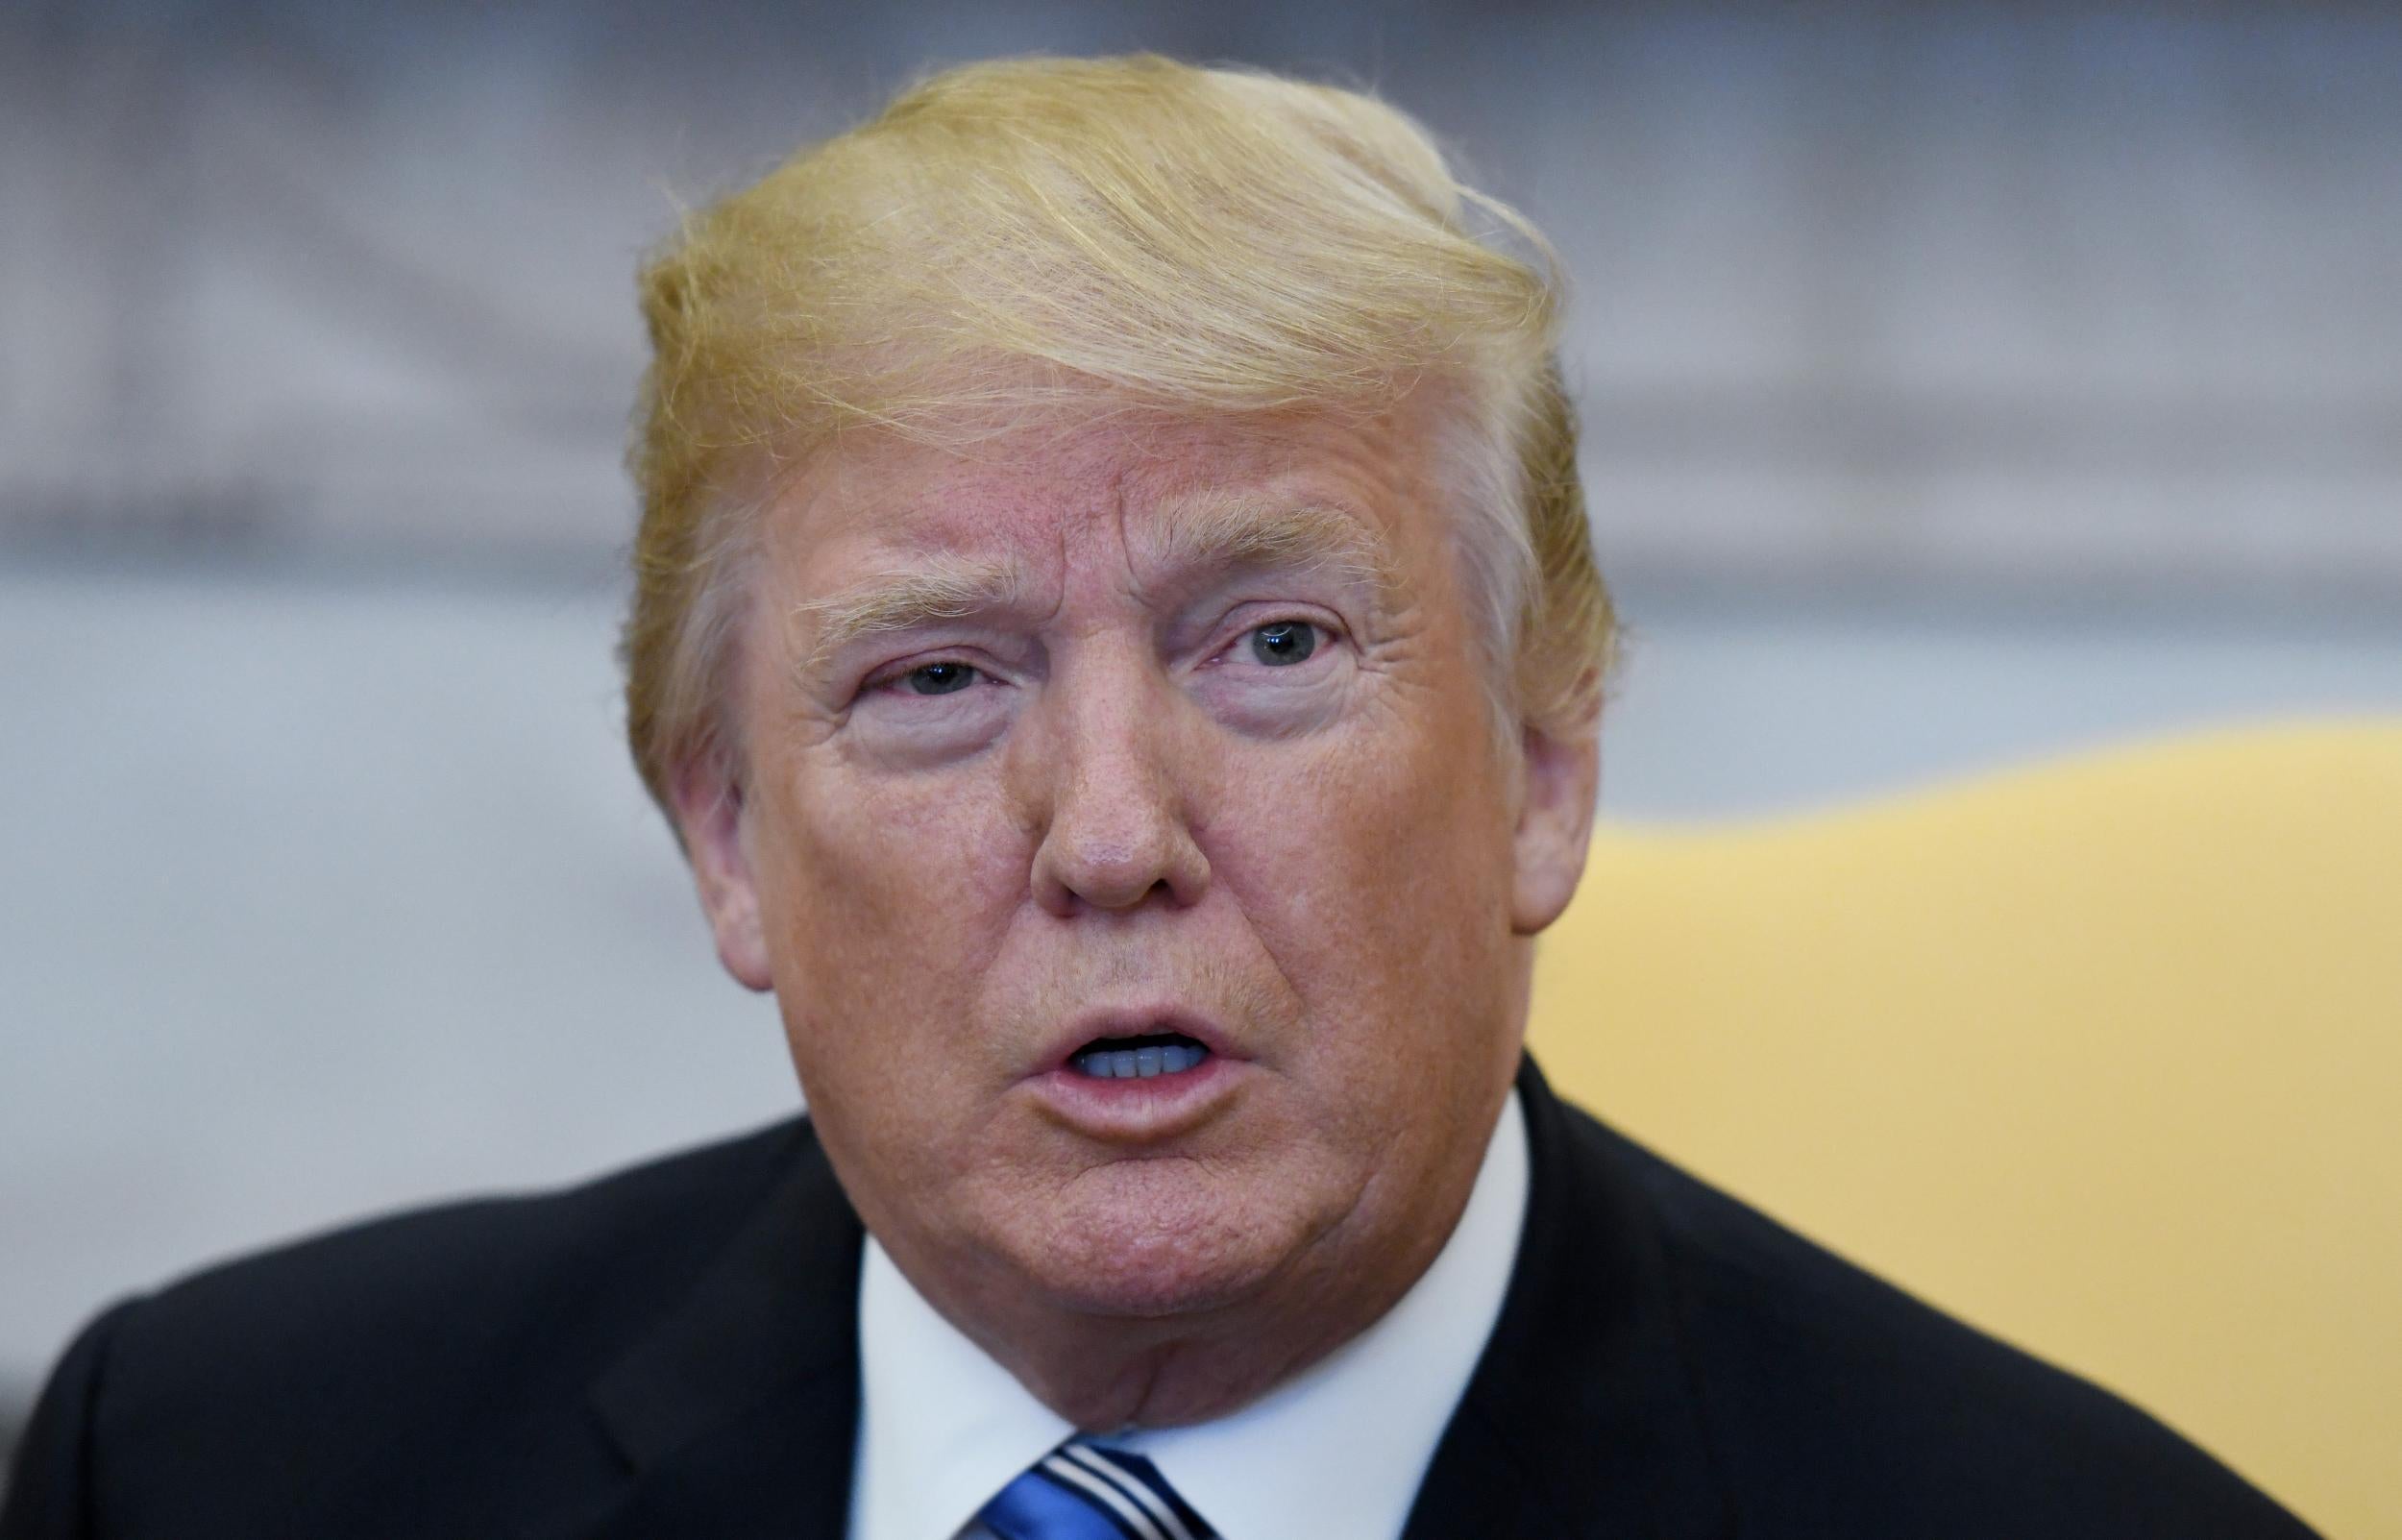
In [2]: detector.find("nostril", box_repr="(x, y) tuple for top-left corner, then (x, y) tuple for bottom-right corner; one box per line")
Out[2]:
(1029, 789), (1211, 917)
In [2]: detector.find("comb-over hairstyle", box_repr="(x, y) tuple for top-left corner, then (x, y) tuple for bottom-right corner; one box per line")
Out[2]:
(624, 54), (1615, 819)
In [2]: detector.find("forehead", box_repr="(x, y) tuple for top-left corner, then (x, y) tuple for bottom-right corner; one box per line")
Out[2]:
(760, 408), (1437, 581)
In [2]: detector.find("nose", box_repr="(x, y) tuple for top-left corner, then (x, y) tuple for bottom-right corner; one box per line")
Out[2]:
(1022, 654), (1211, 917)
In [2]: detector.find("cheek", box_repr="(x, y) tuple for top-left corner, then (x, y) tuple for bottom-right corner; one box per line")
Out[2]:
(751, 762), (1029, 1085)
(1207, 686), (1518, 1073)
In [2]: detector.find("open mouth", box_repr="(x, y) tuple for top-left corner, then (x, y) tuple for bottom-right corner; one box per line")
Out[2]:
(1066, 1031), (1213, 1080)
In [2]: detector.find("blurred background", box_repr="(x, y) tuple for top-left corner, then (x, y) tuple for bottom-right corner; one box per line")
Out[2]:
(4, 0), (2399, 1469)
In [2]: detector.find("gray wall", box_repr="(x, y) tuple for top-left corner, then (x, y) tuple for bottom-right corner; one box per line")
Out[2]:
(9, 2), (2400, 590)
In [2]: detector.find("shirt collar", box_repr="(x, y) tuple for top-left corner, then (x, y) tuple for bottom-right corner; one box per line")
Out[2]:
(849, 1089), (1531, 1540)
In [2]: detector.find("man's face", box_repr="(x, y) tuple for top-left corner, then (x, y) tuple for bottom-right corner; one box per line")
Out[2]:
(679, 405), (1592, 1345)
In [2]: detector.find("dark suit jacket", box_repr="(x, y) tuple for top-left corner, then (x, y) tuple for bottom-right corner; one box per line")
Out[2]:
(1, 1059), (2316, 1538)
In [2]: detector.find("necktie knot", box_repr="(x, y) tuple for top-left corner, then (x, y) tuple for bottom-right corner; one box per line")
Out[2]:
(976, 1440), (1217, 1540)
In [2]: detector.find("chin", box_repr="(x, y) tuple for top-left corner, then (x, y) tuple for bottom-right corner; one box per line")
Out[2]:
(1012, 1162), (1326, 1320)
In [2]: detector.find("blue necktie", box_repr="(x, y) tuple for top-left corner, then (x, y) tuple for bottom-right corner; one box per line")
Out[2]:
(977, 1441), (1218, 1540)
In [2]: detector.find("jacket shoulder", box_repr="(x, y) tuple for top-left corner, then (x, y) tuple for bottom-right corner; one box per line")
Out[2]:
(119, 1116), (811, 1381)
(3, 1118), (821, 1538)
(1579, 1112), (2316, 1537)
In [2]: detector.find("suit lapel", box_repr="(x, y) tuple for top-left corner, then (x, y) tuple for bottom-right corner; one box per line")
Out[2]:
(532, 1120), (867, 1540)
(1405, 1058), (1734, 1539)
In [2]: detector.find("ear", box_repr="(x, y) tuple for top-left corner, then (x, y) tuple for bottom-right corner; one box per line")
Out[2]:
(669, 756), (775, 992)
(1509, 718), (1601, 936)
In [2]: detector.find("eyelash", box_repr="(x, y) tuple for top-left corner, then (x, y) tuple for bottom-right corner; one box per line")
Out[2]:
(866, 658), (992, 699)
(1213, 617), (1328, 670)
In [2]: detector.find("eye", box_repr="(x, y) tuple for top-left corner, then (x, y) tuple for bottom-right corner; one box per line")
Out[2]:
(894, 660), (979, 696)
(1246, 621), (1319, 666)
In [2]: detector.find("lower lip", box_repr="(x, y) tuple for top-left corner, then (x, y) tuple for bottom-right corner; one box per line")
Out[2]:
(1027, 1051), (1239, 1140)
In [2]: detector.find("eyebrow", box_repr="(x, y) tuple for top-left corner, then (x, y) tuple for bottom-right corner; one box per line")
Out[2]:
(789, 552), (1028, 683)
(1147, 495), (1399, 594)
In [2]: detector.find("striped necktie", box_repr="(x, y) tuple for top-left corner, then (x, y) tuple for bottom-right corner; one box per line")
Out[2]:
(976, 1440), (1218, 1540)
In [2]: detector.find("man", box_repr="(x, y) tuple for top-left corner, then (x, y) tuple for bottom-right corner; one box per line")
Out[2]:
(2, 55), (2315, 1540)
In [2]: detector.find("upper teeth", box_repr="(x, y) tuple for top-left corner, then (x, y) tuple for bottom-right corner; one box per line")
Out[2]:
(1076, 1042), (1205, 1078)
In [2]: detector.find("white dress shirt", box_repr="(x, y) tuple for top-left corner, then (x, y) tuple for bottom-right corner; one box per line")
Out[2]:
(847, 1089), (1530, 1540)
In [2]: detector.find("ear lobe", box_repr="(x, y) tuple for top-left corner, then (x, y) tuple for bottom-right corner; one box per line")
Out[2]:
(1509, 720), (1601, 936)
(669, 757), (775, 992)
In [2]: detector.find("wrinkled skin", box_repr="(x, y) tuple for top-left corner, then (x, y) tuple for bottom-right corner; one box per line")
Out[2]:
(674, 404), (1598, 1428)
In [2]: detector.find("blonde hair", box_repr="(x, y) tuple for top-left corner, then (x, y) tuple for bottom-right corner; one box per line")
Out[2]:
(624, 54), (1615, 817)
